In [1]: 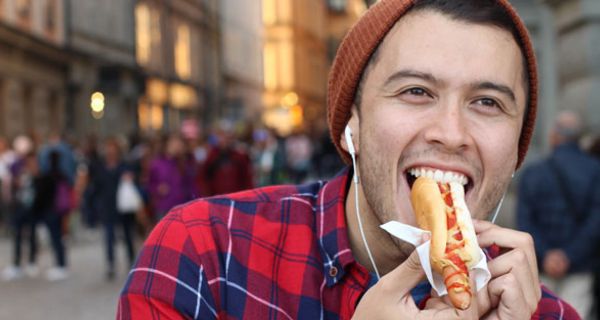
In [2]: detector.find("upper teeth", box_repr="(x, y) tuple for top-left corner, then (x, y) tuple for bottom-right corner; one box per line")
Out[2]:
(409, 168), (468, 185)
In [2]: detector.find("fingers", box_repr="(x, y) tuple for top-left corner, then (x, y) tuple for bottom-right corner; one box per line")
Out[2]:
(473, 220), (541, 318)
(484, 273), (531, 320)
(382, 249), (426, 296)
(473, 220), (539, 289)
(486, 248), (539, 314)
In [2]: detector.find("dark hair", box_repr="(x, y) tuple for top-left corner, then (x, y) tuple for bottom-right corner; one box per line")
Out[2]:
(354, 0), (529, 110)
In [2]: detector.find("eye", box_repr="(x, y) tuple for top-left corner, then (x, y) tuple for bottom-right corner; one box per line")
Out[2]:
(472, 97), (504, 114)
(396, 87), (434, 105)
(403, 87), (429, 97)
(475, 98), (499, 107)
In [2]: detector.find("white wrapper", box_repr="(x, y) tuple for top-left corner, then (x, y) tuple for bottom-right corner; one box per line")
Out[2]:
(380, 221), (491, 296)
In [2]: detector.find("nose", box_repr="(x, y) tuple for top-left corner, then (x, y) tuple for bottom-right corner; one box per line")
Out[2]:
(423, 103), (472, 153)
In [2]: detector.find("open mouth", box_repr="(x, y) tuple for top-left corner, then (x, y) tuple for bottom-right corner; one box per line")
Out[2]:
(406, 167), (473, 194)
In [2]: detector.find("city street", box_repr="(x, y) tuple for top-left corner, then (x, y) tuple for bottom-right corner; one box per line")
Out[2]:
(0, 228), (129, 320)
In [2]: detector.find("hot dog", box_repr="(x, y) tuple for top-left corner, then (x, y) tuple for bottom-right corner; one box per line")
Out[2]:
(410, 176), (481, 310)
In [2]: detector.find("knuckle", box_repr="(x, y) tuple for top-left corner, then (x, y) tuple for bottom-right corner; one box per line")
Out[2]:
(512, 248), (527, 264)
(503, 273), (518, 287)
(520, 232), (535, 249)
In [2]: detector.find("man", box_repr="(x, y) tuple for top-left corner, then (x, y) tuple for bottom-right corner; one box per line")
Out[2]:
(118, 0), (579, 319)
(197, 121), (254, 197)
(517, 110), (600, 319)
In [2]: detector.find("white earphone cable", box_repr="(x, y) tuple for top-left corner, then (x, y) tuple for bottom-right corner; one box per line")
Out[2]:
(490, 191), (506, 224)
(351, 155), (381, 280)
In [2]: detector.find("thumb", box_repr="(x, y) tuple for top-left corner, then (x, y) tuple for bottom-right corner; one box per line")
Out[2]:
(383, 249), (426, 295)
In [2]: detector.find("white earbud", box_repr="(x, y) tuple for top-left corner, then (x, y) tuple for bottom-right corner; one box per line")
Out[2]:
(345, 124), (380, 279)
(345, 126), (358, 184)
(344, 125), (356, 156)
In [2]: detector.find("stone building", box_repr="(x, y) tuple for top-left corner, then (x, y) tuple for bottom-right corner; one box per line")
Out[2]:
(220, 0), (263, 124)
(0, 0), (67, 139)
(68, 0), (139, 137)
(135, 0), (222, 134)
(262, 0), (329, 136)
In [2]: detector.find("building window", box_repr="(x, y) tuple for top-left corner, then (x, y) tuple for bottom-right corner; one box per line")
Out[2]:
(136, 3), (151, 66)
(16, 0), (32, 29)
(264, 41), (294, 91)
(327, 0), (346, 12)
(263, 0), (291, 25)
(138, 100), (164, 131)
(136, 3), (163, 69)
(174, 23), (191, 80)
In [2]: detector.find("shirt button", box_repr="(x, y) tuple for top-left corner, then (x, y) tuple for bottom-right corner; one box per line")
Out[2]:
(329, 266), (338, 277)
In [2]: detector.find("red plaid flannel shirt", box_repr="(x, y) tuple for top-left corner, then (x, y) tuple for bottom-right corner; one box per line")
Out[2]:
(118, 169), (580, 319)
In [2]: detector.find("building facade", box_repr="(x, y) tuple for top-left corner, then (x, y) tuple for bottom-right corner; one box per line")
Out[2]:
(0, 0), (67, 139)
(544, 0), (600, 138)
(135, 0), (222, 134)
(262, 0), (329, 136)
(220, 0), (263, 124)
(68, 0), (139, 137)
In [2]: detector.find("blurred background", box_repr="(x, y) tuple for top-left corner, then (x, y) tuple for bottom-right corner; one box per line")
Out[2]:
(0, 0), (598, 319)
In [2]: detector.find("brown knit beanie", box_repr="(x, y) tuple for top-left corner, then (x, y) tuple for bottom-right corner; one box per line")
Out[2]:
(327, 0), (538, 169)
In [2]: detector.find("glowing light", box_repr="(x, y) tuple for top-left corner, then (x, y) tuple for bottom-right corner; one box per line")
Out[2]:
(90, 91), (105, 113)
(281, 92), (298, 108)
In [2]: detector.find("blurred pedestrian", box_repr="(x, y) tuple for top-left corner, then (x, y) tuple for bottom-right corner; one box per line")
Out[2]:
(147, 134), (197, 221)
(285, 130), (313, 184)
(251, 128), (277, 187)
(89, 137), (136, 279)
(40, 151), (71, 281)
(517, 110), (600, 319)
(1, 149), (40, 281)
(312, 130), (345, 180)
(197, 120), (253, 196)
(80, 134), (102, 228)
(38, 132), (77, 185)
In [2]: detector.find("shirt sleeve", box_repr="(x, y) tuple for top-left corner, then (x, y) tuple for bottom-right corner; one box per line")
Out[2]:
(117, 208), (218, 320)
(531, 285), (581, 320)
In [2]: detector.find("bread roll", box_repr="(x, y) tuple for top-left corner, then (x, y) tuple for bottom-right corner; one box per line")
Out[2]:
(410, 176), (481, 309)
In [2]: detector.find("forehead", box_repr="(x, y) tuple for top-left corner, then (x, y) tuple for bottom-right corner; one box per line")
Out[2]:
(371, 10), (526, 101)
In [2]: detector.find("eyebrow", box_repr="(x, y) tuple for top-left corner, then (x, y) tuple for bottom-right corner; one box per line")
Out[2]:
(470, 82), (516, 103)
(383, 69), (439, 88)
(383, 69), (516, 103)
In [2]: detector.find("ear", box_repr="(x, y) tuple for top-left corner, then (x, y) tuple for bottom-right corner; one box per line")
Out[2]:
(339, 106), (360, 156)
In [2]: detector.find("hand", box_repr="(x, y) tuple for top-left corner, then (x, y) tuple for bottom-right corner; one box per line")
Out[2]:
(352, 250), (479, 320)
(543, 249), (569, 278)
(473, 220), (541, 320)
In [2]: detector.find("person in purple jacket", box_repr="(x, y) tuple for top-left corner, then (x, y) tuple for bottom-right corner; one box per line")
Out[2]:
(147, 134), (197, 221)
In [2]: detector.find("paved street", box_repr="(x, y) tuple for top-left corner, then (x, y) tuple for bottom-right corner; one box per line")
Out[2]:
(0, 228), (133, 320)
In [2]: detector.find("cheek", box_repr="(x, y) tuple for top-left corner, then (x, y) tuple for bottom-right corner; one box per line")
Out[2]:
(478, 122), (520, 173)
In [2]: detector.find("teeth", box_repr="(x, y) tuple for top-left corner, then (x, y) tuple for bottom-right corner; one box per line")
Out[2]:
(409, 167), (469, 186)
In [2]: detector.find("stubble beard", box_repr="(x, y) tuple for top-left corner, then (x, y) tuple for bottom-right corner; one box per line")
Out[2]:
(357, 147), (416, 259)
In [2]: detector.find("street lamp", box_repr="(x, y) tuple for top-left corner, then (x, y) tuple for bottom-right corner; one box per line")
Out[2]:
(90, 91), (105, 119)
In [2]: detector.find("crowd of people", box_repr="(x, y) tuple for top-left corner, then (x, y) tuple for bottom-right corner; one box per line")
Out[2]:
(516, 110), (600, 319)
(0, 120), (344, 282)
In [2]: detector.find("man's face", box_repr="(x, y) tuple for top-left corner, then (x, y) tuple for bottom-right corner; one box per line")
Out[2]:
(351, 10), (527, 226)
